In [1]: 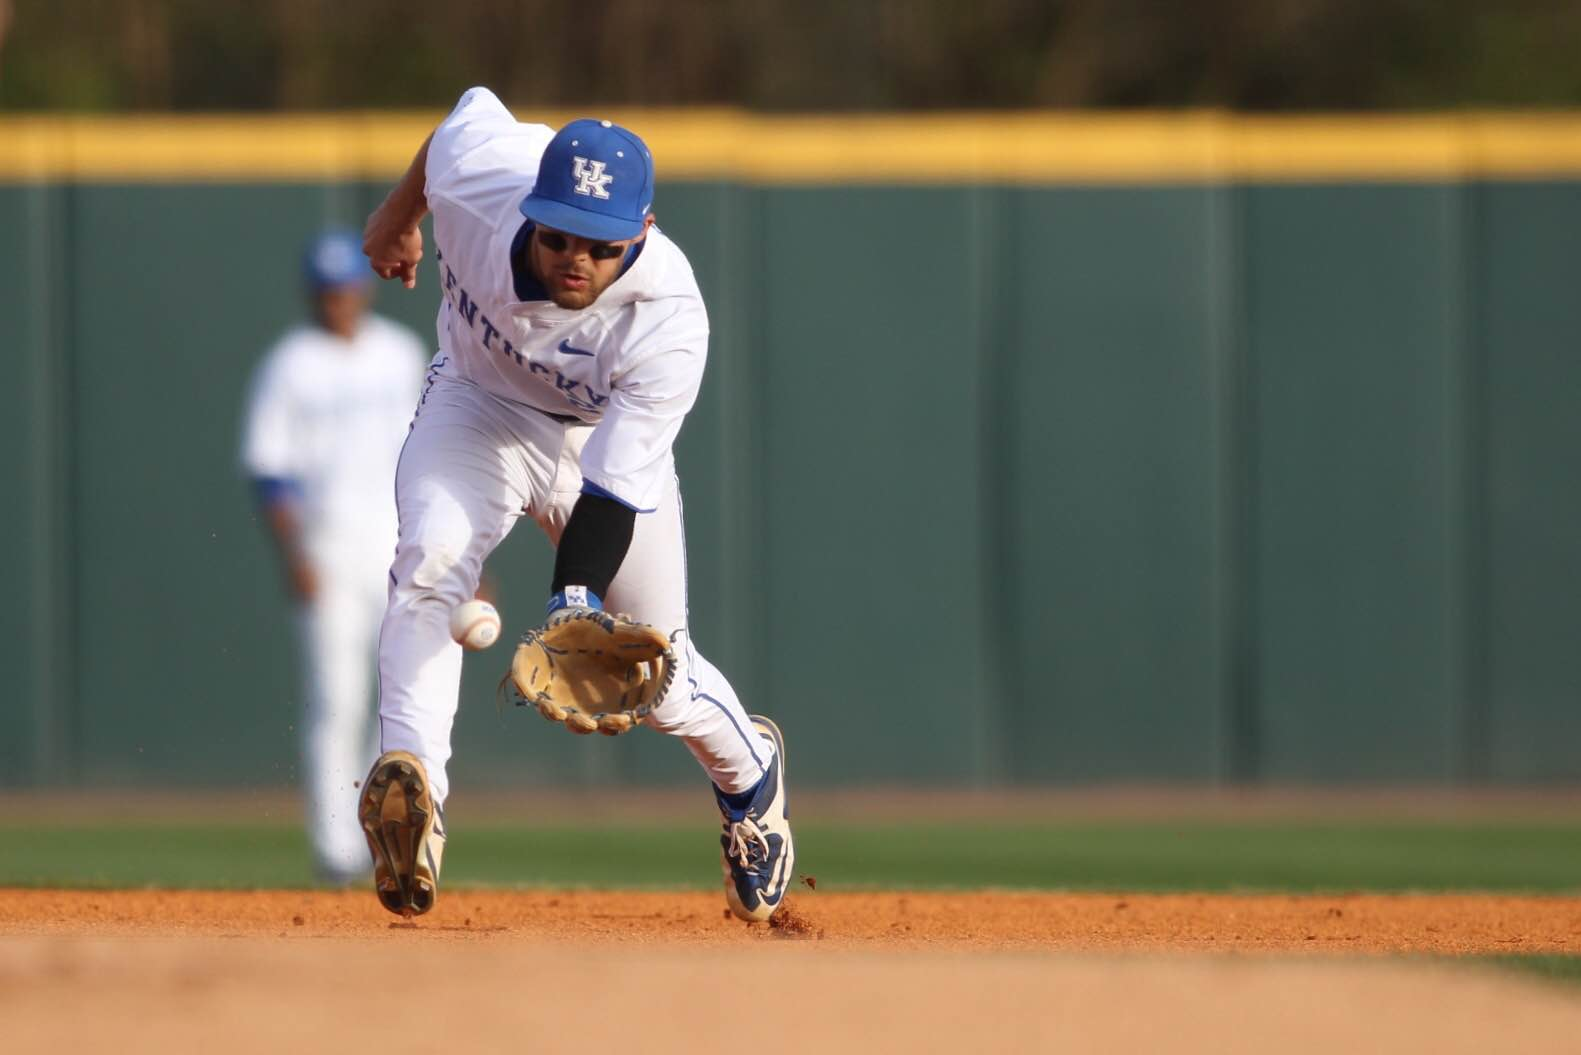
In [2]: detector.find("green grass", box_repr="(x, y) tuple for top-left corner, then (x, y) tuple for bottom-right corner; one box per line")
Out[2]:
(3, 820), (1580, 892)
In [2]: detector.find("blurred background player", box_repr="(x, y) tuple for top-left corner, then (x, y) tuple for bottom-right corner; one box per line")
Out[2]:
(240, 229), (429, 882)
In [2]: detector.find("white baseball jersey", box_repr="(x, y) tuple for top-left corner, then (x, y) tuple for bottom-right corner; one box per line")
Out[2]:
(423, 86), (710, 513)
(241, 315), (429, 566)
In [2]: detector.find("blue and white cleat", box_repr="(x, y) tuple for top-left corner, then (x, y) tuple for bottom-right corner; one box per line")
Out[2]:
(715, 715), (795, 922)
(359, 750), (446, 918)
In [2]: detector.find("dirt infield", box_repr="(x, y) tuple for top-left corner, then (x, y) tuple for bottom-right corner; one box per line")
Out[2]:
(5, 888), (1581, 953)
(5, 890), (1581, 1052)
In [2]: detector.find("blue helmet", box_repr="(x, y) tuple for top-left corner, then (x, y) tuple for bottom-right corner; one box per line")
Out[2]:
(518, 119), (654, 242)
(303, 229), (370, 290)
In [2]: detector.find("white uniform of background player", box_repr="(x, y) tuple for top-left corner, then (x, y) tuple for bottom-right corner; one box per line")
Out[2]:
(241, 231), (427, 881)
(358, 87), (794, 921)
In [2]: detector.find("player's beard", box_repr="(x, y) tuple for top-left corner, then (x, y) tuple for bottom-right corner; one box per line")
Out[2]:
(541, 262), (609, 309)
(549, 282), (600, 310)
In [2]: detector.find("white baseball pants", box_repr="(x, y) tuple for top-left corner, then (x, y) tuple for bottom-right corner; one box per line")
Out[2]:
(376, 375), (773, 805)
(296, 565), (385, 878)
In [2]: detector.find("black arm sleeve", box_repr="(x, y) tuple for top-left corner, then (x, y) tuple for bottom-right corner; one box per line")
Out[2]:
(550, 492), (637, 600)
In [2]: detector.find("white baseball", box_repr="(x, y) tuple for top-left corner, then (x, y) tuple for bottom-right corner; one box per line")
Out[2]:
(449, 600), (501, 651)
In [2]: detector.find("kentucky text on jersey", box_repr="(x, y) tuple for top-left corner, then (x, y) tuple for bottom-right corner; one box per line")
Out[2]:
(435, 247), (610, 413)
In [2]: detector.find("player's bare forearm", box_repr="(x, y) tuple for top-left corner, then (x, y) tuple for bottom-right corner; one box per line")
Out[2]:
(261, 500), (318, 602)
(363, 133), (432, 289)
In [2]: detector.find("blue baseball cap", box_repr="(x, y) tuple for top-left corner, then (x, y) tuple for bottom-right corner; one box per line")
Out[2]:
(519, 119), (654, 242)
(303, 229), (370, 290)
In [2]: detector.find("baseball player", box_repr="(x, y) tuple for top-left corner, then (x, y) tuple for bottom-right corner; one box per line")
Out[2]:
(356, 87), (794, 921)
(241, 230), (428, 882)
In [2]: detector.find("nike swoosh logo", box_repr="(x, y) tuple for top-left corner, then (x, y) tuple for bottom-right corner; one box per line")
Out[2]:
(558, 339), (595, 357)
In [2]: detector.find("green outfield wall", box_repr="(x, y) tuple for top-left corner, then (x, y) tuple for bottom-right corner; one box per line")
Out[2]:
(3, 113), (1580, 789)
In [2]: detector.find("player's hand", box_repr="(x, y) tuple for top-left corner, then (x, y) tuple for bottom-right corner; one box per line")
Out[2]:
(509, 608), (676, 736)
(363, 208), (423, 289)
(286, 558), (319, 602)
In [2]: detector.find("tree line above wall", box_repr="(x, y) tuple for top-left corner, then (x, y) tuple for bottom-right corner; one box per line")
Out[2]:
(4, 0), (1581, 112)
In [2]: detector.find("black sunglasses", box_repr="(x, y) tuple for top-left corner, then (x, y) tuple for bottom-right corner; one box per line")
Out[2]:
(536, 228), (625, 261)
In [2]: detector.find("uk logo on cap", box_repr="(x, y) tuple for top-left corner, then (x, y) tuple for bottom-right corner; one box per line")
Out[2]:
(572, 158), (613, 199)
(520, 119), (654, 242)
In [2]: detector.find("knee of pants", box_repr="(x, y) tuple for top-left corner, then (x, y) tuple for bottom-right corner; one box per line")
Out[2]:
(388, 526), (483, 614)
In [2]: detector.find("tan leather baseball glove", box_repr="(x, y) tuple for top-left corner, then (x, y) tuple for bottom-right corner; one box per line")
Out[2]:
(508, 608), (677, 735)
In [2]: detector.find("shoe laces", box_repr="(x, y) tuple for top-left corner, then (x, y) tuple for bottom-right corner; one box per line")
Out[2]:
(725, 816), (771, 873)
